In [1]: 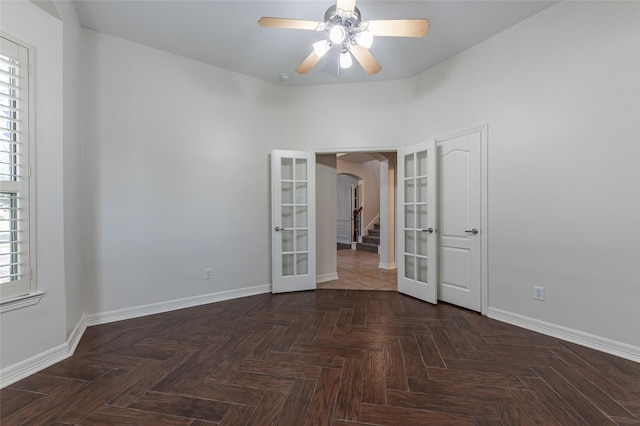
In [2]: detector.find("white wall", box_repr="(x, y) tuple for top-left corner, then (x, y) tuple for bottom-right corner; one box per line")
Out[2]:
(81, 31), (283, 314)
(316, 155), (337, 281)
(0, 0), (67, 369)
(55, 0), (84, 340)
(379, 154), (396, 269)
(406, 2), (640, 348)
(282, 79), (409, 151)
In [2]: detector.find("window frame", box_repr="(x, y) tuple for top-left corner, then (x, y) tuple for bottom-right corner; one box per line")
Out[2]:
(0, 33), (39, 313)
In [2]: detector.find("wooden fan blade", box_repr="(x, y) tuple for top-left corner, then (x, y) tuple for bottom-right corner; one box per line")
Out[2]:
(366, 19), (430, 37)
(349, 44), (382, 75)
(336, 0), (357, 14)
(258, 17), (323, 31)
(295, 51), (321, 74)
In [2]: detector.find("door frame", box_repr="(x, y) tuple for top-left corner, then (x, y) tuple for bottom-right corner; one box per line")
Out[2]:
(434, 125), (488, 315)
(312, 129), (488, 315)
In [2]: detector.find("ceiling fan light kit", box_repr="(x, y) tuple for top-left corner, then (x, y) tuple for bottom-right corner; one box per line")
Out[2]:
(313, 40), (332, 58)
(259, 0), (429, 77)
(340, 49), (353, 69)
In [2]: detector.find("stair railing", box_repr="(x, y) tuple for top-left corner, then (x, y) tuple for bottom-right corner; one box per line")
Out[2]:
(352, 207), (363, 242)
(362, 213), (381, 238)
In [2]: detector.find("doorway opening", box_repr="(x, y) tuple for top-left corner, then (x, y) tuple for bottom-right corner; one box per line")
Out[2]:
(316, 150), (398, 291)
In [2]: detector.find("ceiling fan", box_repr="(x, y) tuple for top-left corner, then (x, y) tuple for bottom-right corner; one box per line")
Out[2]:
(258, 0), (429, 76)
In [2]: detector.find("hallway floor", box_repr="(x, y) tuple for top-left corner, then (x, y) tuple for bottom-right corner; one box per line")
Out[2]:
(318, 249), (397, 291)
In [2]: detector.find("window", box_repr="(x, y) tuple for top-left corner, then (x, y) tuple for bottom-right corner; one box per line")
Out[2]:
(0, 35), (34, 303)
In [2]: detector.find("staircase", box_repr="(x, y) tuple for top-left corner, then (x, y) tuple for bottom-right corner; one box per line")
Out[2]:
(356, 223), (380, 253)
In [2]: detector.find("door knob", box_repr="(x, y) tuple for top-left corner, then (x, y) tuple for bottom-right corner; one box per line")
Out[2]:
(422, 228), (435, 234)
(464, 228), (479, 235)
(274, 226), (284, 232)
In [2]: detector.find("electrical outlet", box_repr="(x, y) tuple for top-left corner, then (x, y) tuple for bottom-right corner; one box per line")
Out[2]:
(533, 286), (545, 301)
(204, 268), (213, 280)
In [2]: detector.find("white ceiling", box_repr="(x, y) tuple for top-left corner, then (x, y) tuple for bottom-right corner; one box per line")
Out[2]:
(73, 0), (557, 87)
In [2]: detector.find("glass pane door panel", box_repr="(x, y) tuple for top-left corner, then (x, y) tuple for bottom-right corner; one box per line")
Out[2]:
(416, 177), (428, 202)
(295, 159), (307, 180)
(282, 254), (294, 276)
(281, 158), (293, 180)
(404, 255), (415, 280)
(282, 230), (294, 252)
(417, 257), (429, 283)
(404, 230), (415, 254)
(417, 150), (428, 176)
(296, 230), (308, 251)
(295, 182), (307, 204)
(417, 232), (429, 256)
(404, 205), (415, 228)
(282, 206), (294, 228)
(404, 154), (415, 178)
(296, 253), (308, 275)
(296, 207), (307, 227)
(416, 204), (428, 229)
(281, 182), (293, 204)
(404, 180), (415, 203)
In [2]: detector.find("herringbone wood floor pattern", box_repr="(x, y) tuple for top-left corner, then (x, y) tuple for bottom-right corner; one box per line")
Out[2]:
(2, 290), (639, 425)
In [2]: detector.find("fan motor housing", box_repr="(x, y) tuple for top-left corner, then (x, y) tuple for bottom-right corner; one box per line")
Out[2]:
(324, 5), (362, 28)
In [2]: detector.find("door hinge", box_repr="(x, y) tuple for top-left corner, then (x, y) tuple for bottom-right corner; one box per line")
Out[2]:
(29, 268), (33, 281)
(27, 61), (31, 75)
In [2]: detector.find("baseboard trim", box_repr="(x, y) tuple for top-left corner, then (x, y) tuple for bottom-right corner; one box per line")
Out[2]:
(85, 284), (272, 327)
(488, 307), (640, 363)
(0, 314), (89, 388)
(316, 273), (339, 284)
(0, 342), (68, 389)
(378, 262), (397, 270)
(67, 314), (88, 356)
(0, 284), (272, 388)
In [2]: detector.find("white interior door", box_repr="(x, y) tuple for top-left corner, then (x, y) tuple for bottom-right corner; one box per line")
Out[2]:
(438, 131), (482, 311)
(397, 140), (438, 304)
(336, 174), (356, 244)
(271, 150), (316, 293)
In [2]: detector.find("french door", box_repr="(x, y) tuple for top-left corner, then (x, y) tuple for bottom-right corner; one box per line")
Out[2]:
(271, 150), (316, 293)
(397, 140), (438, 304)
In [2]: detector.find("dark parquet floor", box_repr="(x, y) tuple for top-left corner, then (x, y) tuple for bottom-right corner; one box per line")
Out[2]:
(2, 289), (639, 425)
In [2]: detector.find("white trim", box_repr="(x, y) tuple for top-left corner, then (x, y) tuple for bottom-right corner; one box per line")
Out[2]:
(314, 146), (398, 154)
(0, 291), (44, 313)
(316, 272), (339, 283)
(488, 307), (640, 363)
(0, 284), (271, 388)
(0, 342), (68, 389)
(362, 213), (380, 237)
(0, 33), (38, 301)
(85, 284), (271, 327)
(0, 314), (86, 388)
(67, 314), (88, 355)
(378, 262), (397, 270)
(435, 124), (489, 315)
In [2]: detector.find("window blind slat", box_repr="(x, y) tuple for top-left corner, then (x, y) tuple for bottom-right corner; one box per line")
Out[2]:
(0, 106), (20, 114)
(0, 94), (20, 103)
(0, 69), (21, 79)
(0, 126), (20, 134)
(0, 81), (20, 91)
(0, 54), (20, 66)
